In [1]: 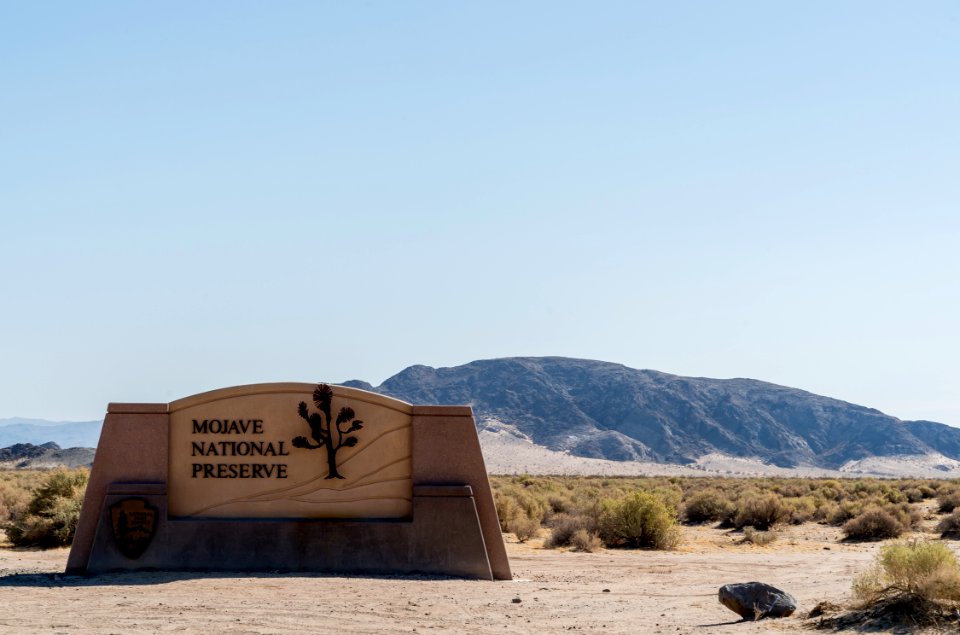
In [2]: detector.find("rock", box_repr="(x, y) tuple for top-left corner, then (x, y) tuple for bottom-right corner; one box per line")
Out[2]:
(807, 600), (842, 618)
(718, 582), (796, 620)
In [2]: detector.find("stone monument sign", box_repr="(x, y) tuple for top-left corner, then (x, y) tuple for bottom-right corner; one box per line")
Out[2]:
(67, 383), (511, 580)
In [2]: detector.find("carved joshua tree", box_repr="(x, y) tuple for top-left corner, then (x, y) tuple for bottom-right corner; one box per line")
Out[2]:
(292, 384), (363, 479)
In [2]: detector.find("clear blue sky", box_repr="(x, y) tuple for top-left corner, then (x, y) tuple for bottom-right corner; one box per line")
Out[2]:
(2, 2), (958, 423)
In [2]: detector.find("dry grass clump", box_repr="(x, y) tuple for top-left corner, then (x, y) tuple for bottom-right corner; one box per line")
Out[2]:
(5, 468), (88, 548)
(855, 540), (960, 602)
(844, 540), (960, 627)
(569, 529), (603, 552)
(809, 541), (960, 631)
(811, 541), (960, 633)
(741, 526), (778, 546)
(506, 515), (540, 542)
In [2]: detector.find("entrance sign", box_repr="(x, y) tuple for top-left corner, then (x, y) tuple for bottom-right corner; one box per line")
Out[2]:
(168, 384), (412, 519)
(67, 383), (510, 580)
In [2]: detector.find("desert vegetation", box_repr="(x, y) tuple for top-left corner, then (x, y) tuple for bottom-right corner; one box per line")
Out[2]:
(0, 468), (87, 548)
(1, 469), (959, 556)
(491, 474), (955, 551)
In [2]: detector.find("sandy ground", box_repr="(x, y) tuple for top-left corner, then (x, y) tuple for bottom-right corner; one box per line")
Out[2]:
(2, 521), (939, 635)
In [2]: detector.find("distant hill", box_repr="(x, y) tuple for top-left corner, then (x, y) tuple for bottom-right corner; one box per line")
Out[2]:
(0, 418), (102, 448)
(343, 356), (960, 471)
(0, 442), (95, 468)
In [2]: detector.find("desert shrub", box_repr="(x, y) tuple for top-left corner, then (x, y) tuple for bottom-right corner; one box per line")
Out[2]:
(883, 502), (923, 531)
(6, 469), (88, 548)
(938, 491), (960, 514)
(546, 495), (569, 515)
(882, 487), (907, 504)
(852, 480), (885, 499)
(741, 526), (778, 546)
(814, 501), (838, 523)
(506, 515), (540, 543)
(903, 488), (925, 503)
(784, 496), (817, 524)
(827, 499), (867, 526)
(775, 480), (812, 498)
(918, 485), (937, 499)
(815, 483), (841, 502)
(853, 540), (960, 605)
(545, 513), (595, 549)
(649, 485), (682, 514)
(597, 491), (680, 550)
(937, 511), (960, 539)
(517, 491), (548, 522)
(0, 480), (32, 524)
(569, 529), (603, 553)
(842, 509), (905, 541)
(682, 489), (733, 524)
(488, 475), (935, 540)
(494, 491), (521, 531)
(733, 492), (788, 530)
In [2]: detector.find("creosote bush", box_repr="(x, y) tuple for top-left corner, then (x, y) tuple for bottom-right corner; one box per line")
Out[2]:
(597, 491), (680, 550)
(733, 492), (788, 530)
(936, 511), (960, 539)
(5, 468), (88, 548)
(784, 496), (817, 525)
(938, 490), (960, 514)
(682, 489), (732, 524)
(842, 509), (904, 541)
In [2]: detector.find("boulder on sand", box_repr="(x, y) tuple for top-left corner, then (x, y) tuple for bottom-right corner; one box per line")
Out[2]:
(718, 582), (796, 620)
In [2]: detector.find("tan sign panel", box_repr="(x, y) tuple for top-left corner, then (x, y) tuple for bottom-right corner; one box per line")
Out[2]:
(168, 383), (412, 519)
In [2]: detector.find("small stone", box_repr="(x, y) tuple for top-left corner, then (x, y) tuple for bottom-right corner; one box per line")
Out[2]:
(807, 600), (842, 618)
(512, 597), (522, 604)
(602, 588), (610, 593)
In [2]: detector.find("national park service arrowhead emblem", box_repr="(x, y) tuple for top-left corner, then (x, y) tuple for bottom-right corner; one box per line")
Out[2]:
(110, 498), (158, 559)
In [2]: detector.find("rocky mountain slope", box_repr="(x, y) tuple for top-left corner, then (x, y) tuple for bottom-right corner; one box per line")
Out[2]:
(344, 357), (960, 470)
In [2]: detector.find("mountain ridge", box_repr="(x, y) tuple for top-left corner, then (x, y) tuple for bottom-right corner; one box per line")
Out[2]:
(4, 357), (957, 474)
(343, 356), (960, 470)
